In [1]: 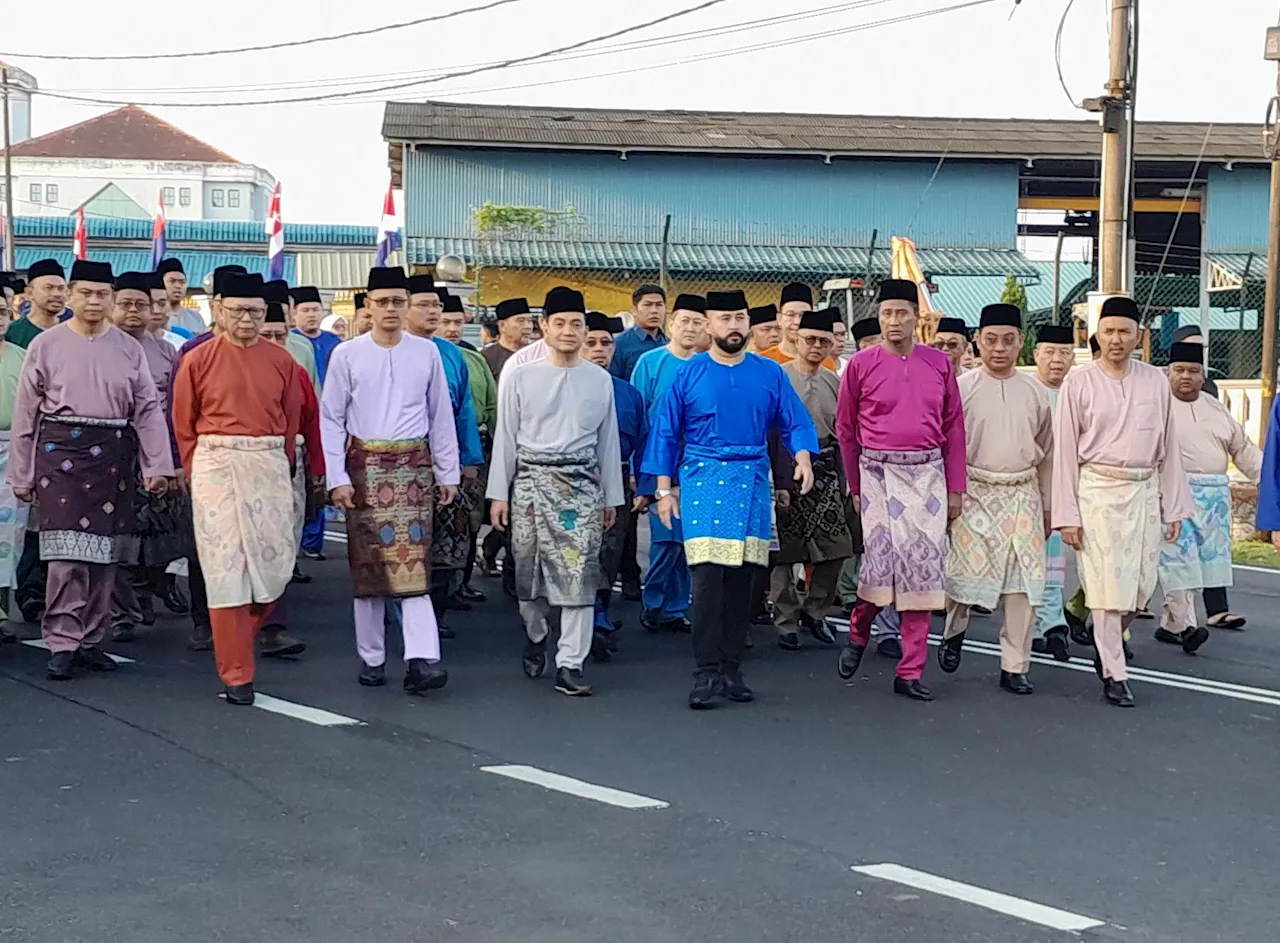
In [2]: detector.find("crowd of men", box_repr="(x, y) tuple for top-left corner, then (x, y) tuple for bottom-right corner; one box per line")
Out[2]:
(0, 258), (1276, 712)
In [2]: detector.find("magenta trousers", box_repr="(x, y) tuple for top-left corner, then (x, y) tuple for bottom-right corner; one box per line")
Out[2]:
(848, 599), (930, 680)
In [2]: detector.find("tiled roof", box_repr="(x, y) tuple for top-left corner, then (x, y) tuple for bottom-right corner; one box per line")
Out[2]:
(384, 101), (1263, 163)
(2, 105), (239, 164)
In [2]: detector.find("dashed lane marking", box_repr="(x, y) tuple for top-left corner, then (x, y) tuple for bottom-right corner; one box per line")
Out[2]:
(852, 863), (1106, 932)
(218, 692), (365, 727)
(480, 764), (669, 810)
(20, 638), (135, 665)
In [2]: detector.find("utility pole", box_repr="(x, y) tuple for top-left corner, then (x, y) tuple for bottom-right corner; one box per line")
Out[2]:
(1259, 28), (1280, 439)
(1096, 0), (1133, 296)
(1, 67), (14, 272)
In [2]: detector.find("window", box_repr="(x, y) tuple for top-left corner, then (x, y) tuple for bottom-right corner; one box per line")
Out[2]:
(227, 189), (240, 208)
(178, 187), (191, 207)
(162, 186), (175, 206)
(29, 183), (41, 203)
(211, 188), (224, 207)
(45, 184), (57, 204)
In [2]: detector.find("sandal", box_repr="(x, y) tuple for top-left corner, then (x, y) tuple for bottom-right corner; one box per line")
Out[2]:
(1207, 613), (1247, 630)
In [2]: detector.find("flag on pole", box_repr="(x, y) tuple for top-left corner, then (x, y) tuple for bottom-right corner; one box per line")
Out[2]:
(150, 192), (168, 270)
(375, 182), (400, 266)
(265, 183), (284, 281)
(73, 207), (87, 261)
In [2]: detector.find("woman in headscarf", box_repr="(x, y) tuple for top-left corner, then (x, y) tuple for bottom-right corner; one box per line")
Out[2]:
(321, 313), (348, 341)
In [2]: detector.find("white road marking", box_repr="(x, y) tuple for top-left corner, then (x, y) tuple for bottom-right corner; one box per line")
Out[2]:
(20, 639), (135, 665)
(1232, 563), (1280, 575)
(480, 764), (669, 810)
(852, 863), (1105, 932)
(324, 530), (348, 544)
(222, 692), (365, 727)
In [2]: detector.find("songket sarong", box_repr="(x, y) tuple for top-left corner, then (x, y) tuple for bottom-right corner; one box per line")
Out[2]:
(1076, 463), (1160, 612)
(1044, 531), (1065, 590)
(0, 432), (29, 588)
(35, 415), (136, 564)
(433, 469), (475, 572)
(773, 444), (854, 566)
(1159, 472), (1233, 592)
(679, 448), (772, 567)
(464, 463), (488, 534)
(598, 465), (635, 589)
(344, 437), (434, 598)
(511, 446), (603, 607)
(944, 466), (1045, 609)
(291, 436), (307, 547)
(857, 448), (948, 611)
(191, 434), (295, 608)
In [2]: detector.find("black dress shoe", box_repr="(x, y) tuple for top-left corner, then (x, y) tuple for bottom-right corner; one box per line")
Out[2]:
(1180, 625), (1210, 655)
(999, 671), (1034, 695)
(438, 618), (456, 640)
(837, 641), (866, 680)
(971, 604), (994, 616)
(358, 662), (386, 687)
(1103, 678), (1135, 707)
(456, 584), (486, 603)
(259, 629), (306, 658)
(19, 603), (44, 624)
(802, 613), (836, 644)
(0, 624), (16, 644)
(893, 677), (935, 701)
(188, 622), (213, 651)
(640, 608), (663, 633)
(590, 630), (613, 663)
(138, 595), (156, 627)
(290, 565), (312, 585)
(722, 667), (754, 703)
(1043, 627), (1071, 662)
(404, 659), (449, 695)
(1064, 608), (1092, 647)
(554, 667), (592, 696)
(777, 631), (801, 651)
(663, 616), (693, 634)
(1153, 627), (1182, 645)
(937, 633), (964, 673)
(302, 550), (326, 562)
(523, 638), (547, 679)
(225, 683), (255, 706)
(161, 581), (190, 614)
(1123, 640), (1134, 662)
(688, 670), (724, 709)
(46, 650), (75, 681)
(75, 647), (117, 672)
(479, 555), (501, 578)
(110, 623), (136, 643)
(876, 636), (903, 659)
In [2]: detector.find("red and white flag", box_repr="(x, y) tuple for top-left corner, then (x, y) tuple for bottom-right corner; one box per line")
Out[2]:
(73, 207), (87, 260)
(264, 183), (284, 281)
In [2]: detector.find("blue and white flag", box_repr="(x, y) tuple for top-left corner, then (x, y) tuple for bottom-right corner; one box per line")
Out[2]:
(265, 182), (284, 281)
(375, 182), (400, 266)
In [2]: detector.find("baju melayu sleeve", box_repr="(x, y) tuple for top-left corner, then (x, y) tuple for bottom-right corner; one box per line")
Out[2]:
(1172, 395), (1262, 481)
(0, 343), (28, 432)
(432, 336), (484, 468)
(1257, 397), (1280, 530)
(460, 346), (498, 436)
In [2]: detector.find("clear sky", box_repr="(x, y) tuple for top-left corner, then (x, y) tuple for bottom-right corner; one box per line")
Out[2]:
(5, 0), (1278, 224)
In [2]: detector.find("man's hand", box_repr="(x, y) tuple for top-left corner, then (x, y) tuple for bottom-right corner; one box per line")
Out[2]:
(947, 492), (964, 521)
(490, 500), (509, 531)
(1060, 526), (1082, 551)
(461, 465), (478, 480)
(656, 493), (680, 530)
(1164, 520), (1182, 543)
(144, 476), (168, 495)
(13, 486), (31, 503)
(438, 484), (458, 507)
(794, 452), (815, 495)
(630, 494), (649, 514)
(775, 489), (791, 509)
(330, 485), (356, 510)
(175, 469), (189, 493)
(603, 506), (617, 531)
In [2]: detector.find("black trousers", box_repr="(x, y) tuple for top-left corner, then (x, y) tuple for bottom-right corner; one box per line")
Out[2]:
(619, 512), (641, 588)
(689, 562), (763, 673)
(15, 531), (47, 619)
(188, 553), (211, 631)
(1202, 586), (1229, 618)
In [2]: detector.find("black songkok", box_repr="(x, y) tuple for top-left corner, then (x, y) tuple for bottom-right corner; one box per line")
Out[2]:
(935, 317), (969, 337)
(852, 319), (881, 341)
(798, 309), (835, 332)
(149, 272), (167, 292)
(1088, 334), (1100, 355)
(9, 279), (24, 294)
(876, 279), (918, 305)
(70, 260), (113, 284)
(780, 282), (813, 307)
(263, 280), (290, 306)
(222, 273), (266, 300)
(443, 294), (464, 314)
(606, 316), (626, 334)
(27, 258), (65, 282)
(707, 289), (748, 312)
(156, 258), (185, 276)
(1099, 296), (1141, 322)
(1036, 325), (1073, 345)
(585, 311), (613, 333)
(496, 297), (530, 320)
(978, 303), (1022, 330)
(367, 267), (408, 292)
(749, 304), (778, 327)
(211, 265), (248, 297)
(264, 303), (288, 324)
(354, 292), (367, 310)
(113, 271), (152, 294)
(1169, 341), (1205, 366)
(544, 286), (585, 316)
(406, 275), (439, 297)
(291, 286), (322, 306)
(672, 293), (707, 314)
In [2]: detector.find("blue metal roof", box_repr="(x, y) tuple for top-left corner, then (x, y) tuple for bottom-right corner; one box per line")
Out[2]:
(13, 216), (375, 247)
(930, 261), (1094, 325)
(14, 247), (296, 286)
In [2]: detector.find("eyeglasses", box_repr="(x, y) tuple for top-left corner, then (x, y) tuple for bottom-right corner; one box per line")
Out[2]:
(370, 297), (408, 311)
(932, 337), (968, 351)
(115, 300), (150, 313)
(223, 306), (266, 321)
(798, 334), (833, 347)
(583, 337), (615, 348)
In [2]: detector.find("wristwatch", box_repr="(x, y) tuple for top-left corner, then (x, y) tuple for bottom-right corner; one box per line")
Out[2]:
(655, 488), (673, 499)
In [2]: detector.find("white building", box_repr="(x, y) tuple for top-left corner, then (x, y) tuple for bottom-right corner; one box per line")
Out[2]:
(0, 105), (274, 221)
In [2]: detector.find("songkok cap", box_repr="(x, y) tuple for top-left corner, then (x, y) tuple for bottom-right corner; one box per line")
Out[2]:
(211, 265), (248, 296)
(367, 266), (408, 292)
(9, 278), (24, 294)
(1171, 324), (1205, 343)
(707, 289), (748, 312)
(291, 286), (322, 306)
(1036, 324), (1073, 345)
(978, 303), (1022, 330)
(936, 317), (969, 337)
(852, 319), (881, 341)
(1099, 295), (1140, 322)
(222, 272), (266, 300)
(585, 311), (613, 333)
(443, 293), (464, 314)
(780, 282), (813, 307)
(156, 258), (185, 276)
(70, 260), (114, 284)
(876, 279), (918, 305)
(113, 271), (152, 294)
(264, 302), (288, 324)
(27, 258), (66, 282)
(606, 316), (626, 333)
(406, 275), (439, 297)
(544, 286), (586, 315)
(1088, 334), (1100, 355)
(353, 292), (367, 310)
(672, 293), (707, 314)
(798, 309), (836, 332)
(496, 297), (530, 320)
(149, 272), (168, 292)
(263, 279), (290, 305)
(749, 303), (778, 326)
(1169, 341), (1205, 366)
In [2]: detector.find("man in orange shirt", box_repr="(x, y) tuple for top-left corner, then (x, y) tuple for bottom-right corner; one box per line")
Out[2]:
(755, 283), (838, 371)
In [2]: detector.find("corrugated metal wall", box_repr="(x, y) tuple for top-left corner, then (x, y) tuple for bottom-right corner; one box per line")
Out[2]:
(405, 147), (1019, 249)
(1204, 166), (1269, 254)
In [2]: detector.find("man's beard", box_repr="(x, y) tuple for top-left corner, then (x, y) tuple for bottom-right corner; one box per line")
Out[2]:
(713, 332), (746, 354)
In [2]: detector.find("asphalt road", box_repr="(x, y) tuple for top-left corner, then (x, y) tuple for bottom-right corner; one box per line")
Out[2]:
(4, 527), (1280, 943)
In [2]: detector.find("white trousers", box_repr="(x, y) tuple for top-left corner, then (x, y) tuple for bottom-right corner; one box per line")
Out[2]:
(519, 598), (593, 671)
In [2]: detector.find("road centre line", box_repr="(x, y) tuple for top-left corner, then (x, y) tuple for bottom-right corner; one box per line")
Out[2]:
(481, 764), (669, 810)
(20, 638), (135, 665)
(218, 692), (365, 727)
(852, 863), (1105, 932)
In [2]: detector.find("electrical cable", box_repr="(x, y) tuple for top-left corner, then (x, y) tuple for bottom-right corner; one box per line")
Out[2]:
(1140, 123), (1214, 321)
(1054, 0), (1084, 111)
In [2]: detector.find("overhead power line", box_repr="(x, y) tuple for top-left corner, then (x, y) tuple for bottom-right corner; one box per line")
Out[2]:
(0, 0), (524, 61)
